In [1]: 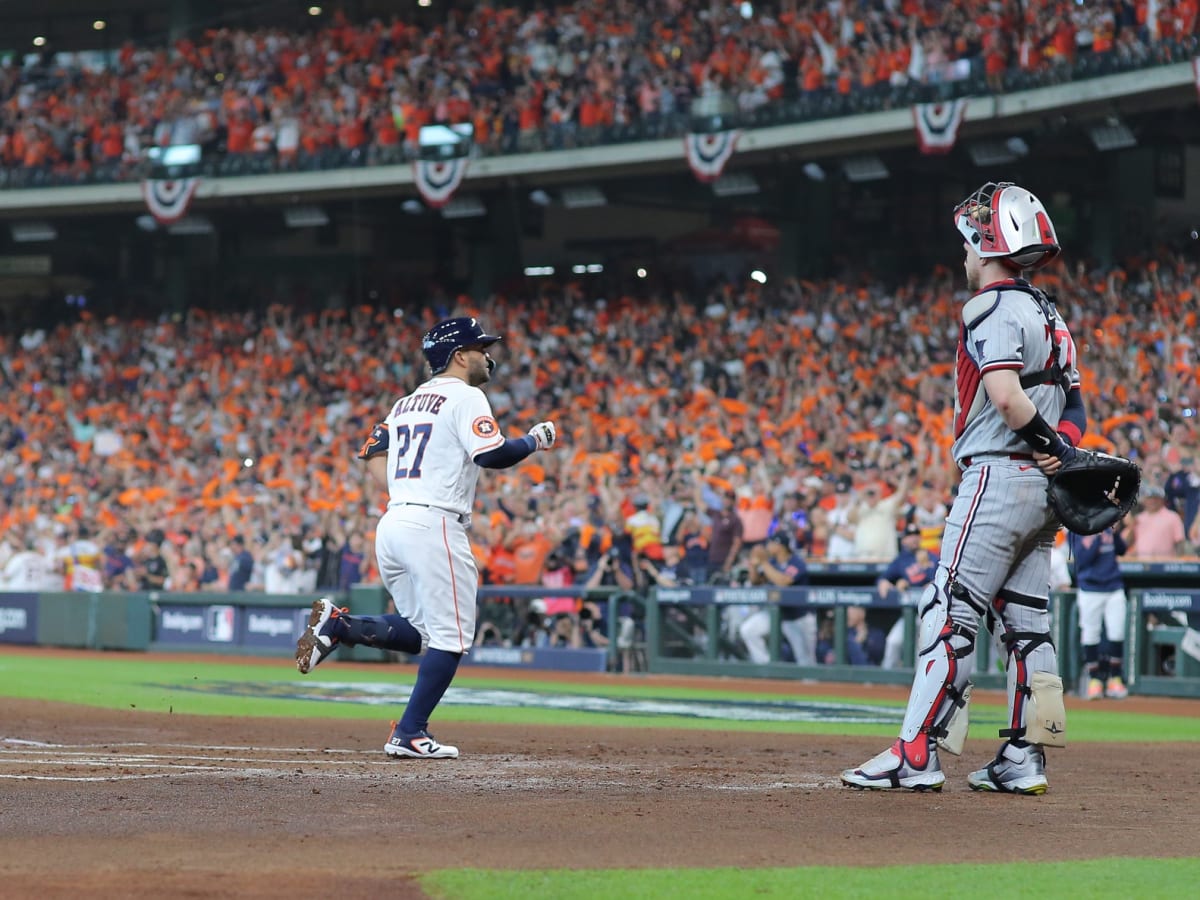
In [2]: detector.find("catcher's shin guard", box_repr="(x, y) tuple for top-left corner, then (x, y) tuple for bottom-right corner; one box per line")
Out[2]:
(994, 590), (1065, 747)
(898, 570), (978, 748)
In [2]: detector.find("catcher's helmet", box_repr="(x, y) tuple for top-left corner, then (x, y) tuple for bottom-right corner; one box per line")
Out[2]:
(422, 316), (502, 375)
(954, 182), (1060, 270)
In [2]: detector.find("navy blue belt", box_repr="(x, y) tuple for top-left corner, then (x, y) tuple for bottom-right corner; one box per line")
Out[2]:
(961, 453), (1035, 467)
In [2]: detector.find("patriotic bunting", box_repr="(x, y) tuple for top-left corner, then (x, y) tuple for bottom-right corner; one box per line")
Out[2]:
(413, 157), (470, 208)
(142, 177), (201, 225)
(684, 129), (740, 183)
(912, 98), (969, 155)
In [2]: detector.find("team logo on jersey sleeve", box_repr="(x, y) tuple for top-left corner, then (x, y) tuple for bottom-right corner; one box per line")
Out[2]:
(472, 416), (499, 438)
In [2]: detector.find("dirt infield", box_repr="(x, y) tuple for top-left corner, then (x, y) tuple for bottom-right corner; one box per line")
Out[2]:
(1, 664), (1198, 900)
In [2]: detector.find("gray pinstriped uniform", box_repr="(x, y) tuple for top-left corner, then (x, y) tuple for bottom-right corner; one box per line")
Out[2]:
(943, 282), (1080, 608)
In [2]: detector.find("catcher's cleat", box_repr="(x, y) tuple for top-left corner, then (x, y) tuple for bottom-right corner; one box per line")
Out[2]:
(295, 598), (346, 674)
(967, 742), (1048, 795)
(841, 738), (945, 791)
(1105, 676), (1129, 699)
(384, 722), (459, 759)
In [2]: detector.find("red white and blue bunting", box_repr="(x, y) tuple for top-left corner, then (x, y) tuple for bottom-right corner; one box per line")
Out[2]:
(413, 157), (470, 208)
(141, 177), (201, 225)
(684, 129), (740, 183)
(912, 98), (969, 155)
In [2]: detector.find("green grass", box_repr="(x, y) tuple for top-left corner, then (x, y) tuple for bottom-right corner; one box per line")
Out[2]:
(1, 650), (1197, 742)
(423, 858), (1200, 899)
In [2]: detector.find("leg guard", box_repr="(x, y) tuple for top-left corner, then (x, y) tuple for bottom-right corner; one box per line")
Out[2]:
(1025, 672), (1066, 746)
(994, 589), (1065, 748)
(898, 569), (978, 749)
(938, 682), (973, 756)
(337, 613), (423, 655)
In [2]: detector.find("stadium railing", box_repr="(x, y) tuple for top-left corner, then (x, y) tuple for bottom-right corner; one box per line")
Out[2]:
(2, 562), (1196, 697)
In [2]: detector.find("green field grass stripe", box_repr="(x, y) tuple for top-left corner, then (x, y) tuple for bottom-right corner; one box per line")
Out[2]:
(2, 652), (1198, 742)
(423, 857), (1200, 900)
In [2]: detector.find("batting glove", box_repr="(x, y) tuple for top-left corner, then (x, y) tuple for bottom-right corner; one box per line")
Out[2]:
(529, 421), (556, 451)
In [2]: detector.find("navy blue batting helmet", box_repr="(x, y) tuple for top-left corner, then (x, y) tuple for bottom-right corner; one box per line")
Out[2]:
(422, 316), (502, 374)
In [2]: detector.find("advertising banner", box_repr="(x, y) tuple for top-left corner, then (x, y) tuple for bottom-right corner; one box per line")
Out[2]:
(0, 593), (37, 644)
(155, 604), (238, 645)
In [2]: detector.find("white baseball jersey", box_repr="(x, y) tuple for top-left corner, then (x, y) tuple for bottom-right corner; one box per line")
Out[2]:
(382, 376), (505, 516)
(951, 281), (1079, 464)
(2, 550), (56, 591)
(372, 375), (506, 654)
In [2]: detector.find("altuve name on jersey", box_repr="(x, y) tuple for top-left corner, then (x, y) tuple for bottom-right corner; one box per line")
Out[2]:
(391, 392), (448, 417)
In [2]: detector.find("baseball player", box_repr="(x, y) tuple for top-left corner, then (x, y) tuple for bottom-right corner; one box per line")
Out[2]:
(295, 316), (556, 759)
(1068, 527), (1130, 700)
(843, 181), (1082, 794)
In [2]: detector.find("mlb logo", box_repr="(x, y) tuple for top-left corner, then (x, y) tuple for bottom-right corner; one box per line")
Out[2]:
(206, 605), (236, 643)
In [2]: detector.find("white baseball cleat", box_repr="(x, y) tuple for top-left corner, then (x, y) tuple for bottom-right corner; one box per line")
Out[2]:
(842, 738), (945, 791)
(295, 598), (345, 675)
(384, 722), (459, 759)
(967, 742), (1048, 795)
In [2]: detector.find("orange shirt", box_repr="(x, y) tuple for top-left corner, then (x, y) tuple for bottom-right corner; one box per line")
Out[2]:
(512, 533), (553, 585)
(226, 118), (253, 153)
(486, 546), (516, 584)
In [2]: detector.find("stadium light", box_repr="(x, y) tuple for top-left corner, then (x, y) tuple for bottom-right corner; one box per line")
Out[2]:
(167, 216), (215, 236)
(711, 172), (760, 197)
(308, 6), (322, 15)
(93, 20), (106, 31)
(440, 195), (487, 219)
(10, 221), (57, 242)
(841, 156), (889, 183)
(524, 266), (555, 277)
(1089, 120), (1136, 152)
(560, 185), (607, 209)
(32, 36), (45, 47)
(968, 140), (1016, 167)
(283, 205), (329, 228)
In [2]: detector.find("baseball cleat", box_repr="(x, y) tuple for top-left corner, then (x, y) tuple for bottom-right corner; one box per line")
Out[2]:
(295, 598), (346, 674)
(384, 722), (459, 759)
(841, 738), (945, 791)
(967, 742), (1048, 795)
(1084, 677), (1104, 701)
(1104, 676), (1129, 699)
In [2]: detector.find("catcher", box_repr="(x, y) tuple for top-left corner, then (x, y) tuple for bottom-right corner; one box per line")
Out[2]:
(843, 181), (1134, 795)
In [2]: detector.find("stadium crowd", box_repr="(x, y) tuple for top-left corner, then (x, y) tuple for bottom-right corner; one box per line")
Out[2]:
(1, 0), (1196, 183)
(3, 245), (1200, 648)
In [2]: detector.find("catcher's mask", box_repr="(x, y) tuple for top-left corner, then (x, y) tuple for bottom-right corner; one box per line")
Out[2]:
(954, 182), (1060, 271)
(422, 316), (502, 375)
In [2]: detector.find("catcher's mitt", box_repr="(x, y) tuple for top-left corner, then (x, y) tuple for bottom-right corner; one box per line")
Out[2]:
(1047, 449), (1141, 535)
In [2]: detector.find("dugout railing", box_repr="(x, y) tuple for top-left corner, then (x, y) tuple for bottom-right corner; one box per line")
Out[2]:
(641, 560), (1200, 699)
